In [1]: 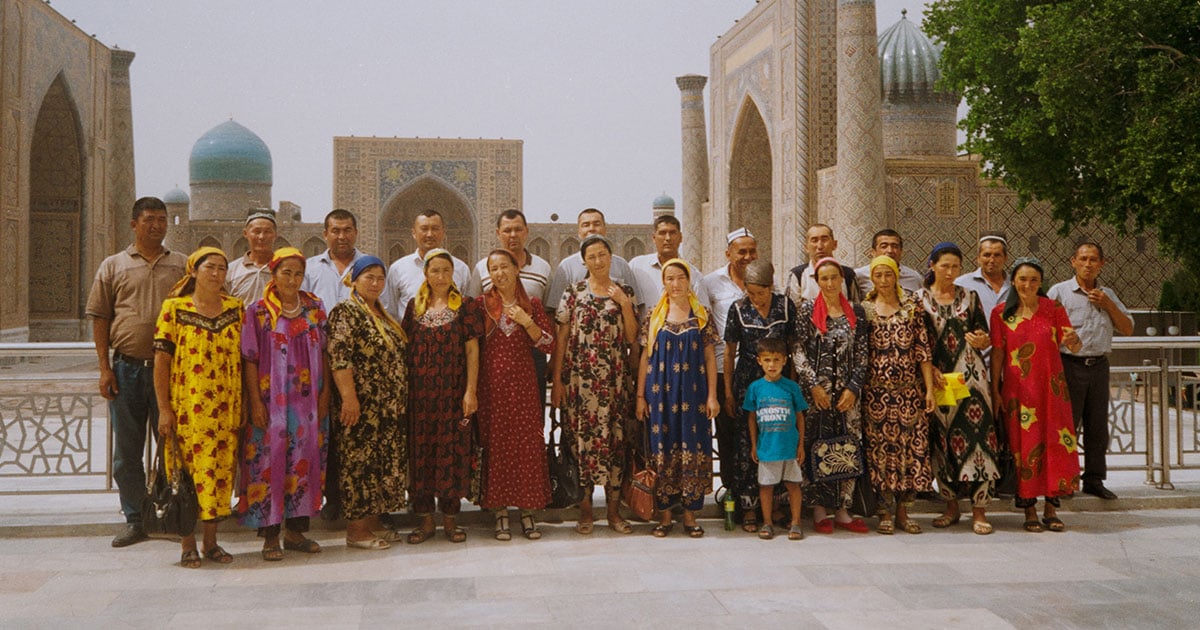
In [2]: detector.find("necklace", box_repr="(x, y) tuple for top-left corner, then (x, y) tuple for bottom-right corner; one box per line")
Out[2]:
(501, 296), (518, 307)
(280, 301), (301, 318)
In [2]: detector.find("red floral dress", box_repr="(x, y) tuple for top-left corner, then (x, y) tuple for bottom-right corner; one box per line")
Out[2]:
(990, 297), (1081, 499)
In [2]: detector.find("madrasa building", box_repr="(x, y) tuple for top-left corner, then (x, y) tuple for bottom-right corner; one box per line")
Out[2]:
(683, 0), (1175, 307)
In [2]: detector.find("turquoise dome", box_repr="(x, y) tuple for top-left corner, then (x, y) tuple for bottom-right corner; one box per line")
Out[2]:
(878, 12), (955, 103)
(162, 187), (189, 204)
(652, 194), (675, 209)
(188, 120), (272, 185)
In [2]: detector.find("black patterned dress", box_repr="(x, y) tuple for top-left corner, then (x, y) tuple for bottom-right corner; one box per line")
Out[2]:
(723, 293), (796, 509)
(327, 301), (408, 521)
(402, 299), (484, 513)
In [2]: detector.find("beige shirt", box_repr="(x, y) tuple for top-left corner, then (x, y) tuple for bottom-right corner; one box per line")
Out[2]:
(225, 253), (272, 305)
(85, 244), (188, 360)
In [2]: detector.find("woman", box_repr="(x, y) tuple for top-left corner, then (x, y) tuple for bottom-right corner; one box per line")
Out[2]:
(154, 247), (242, 568)
(635, 259), (720, 538)
(327, 256), (408, 549)
(238, 247), (329, 560)
(861, 255), (936, 535)
(476, 249), (556, 540)
(722, 259), (796, 532)
(402, 248), (482, 544)
(990, 257), (1082, 532)
(916, 242), (1002, 535)
(793, 257), (870, 534)
(551, 235), (637, 535)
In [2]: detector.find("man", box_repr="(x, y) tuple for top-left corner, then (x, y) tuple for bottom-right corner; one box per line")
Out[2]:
(701, 228), (759, 520)
(955, 232), (1011, 320)
(544, 208), (641, 313)
(381, 209), (470, 320)
(85, 197), (187, 547)
(786, 223), (861, 305)
(302, 209), (365, 309)
(853, 229), (925, 295)
(465, 209), (552, 302)
(224, 208), (278, 304)
(628, 214), (711, 309)
(1047, 242), (1133, 500)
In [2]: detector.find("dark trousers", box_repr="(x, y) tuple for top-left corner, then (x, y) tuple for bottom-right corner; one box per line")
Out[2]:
(1062, 354), (1110, 483)
(109, 357), (159, 523)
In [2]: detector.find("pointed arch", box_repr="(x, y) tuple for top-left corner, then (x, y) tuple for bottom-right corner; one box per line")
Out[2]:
(623, 238), (646, 260)
(559, 237), (580, 263)
(380, 174), (476, 265)
(728, 95), (773, 258)
(528, 236), (550, 261)
(199, 235), (222, 249)
(303, 237), (325, 258)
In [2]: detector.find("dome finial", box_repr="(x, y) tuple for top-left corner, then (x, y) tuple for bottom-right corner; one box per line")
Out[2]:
(901, 8), (907, 19)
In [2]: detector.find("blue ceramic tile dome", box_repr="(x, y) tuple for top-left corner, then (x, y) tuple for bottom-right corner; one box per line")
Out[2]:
(188, 120), (272, 185)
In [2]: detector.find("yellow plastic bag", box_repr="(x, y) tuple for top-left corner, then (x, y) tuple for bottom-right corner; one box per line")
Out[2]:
(935, 372), (971, 407)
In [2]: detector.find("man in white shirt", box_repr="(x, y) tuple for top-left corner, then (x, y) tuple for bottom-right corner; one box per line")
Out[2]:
(544, 208), (641, 314)
(301, 209), (366, 310)
(224, 208), (278, 304)
(381, 209), (470, 321)
(786, 223), (861, 306)
(465, 209), (552, 302)
(628, 214), (711, 311)
(853, 229), (925, 296)
(955, 232), (1011, 321)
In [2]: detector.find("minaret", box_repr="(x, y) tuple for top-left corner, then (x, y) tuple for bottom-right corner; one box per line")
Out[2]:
(834, 0), (887, 265)
(676, 74), (709, 263)
(107, 49), (137, 258)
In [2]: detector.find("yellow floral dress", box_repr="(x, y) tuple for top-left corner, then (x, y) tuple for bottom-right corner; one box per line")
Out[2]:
(154, 294), (243, 521)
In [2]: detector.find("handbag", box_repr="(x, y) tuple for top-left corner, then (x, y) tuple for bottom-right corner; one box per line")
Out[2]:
(622, 458), (657, 521)
(546, 409), (584, 509)
(809, 429), (865, 483)
(141, 437), (198, 537)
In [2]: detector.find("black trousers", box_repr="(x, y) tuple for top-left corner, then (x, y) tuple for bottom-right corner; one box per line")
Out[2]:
(1062, 354), (1110, 483)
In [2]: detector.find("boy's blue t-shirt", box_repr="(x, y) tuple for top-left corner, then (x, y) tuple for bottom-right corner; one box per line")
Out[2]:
(743, 376), (808, 462)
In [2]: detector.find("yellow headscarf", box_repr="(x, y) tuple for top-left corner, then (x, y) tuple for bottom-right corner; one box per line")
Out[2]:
(646, 258), (708, 349)
(261, 247), (308, 329)
(168, 246), (227, 298)
(412, 248), (463, 318)
(867, 255), (904, 301)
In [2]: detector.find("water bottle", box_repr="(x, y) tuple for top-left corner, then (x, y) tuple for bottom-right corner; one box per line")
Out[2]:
(722, 488), (736, 531)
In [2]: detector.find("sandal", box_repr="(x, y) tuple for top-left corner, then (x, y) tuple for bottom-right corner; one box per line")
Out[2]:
(788, 524), (804, 540)
(932, 513), (961, 528)
(876, 518), (895, 535)
(651, 523), (673, 538)
(445, 526), (467, 543)
(282, 536), (321, 553)
(375, 529), (405, 544)
(683, 524), (705, 538)
(1023, 519), (1044, 533)
(521, 514), (542, 540)
(261, 545), (284, 561)
(1042, 516), (1066, 532)
(202, 545), (234, 564)
(972, 520), (994, 536)
(180, 549), (201, 569)
(574, 519), (594, 535)
(607, 518), (633, 535)
(758, 524), (775, 540)
(346, 537), (390, 550)
(742, 511), (760, 533)
(494, 515), (511, 541)
(407, 527), (436, 545)
(899, 519), (922, 535)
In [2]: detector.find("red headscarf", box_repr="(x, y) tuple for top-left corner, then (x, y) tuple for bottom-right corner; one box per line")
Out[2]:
(810, 256), (856, 333)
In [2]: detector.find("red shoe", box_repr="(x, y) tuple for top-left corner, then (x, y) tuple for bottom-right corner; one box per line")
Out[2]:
(813, 518), (834, 534)
(834, 518), (869, 534)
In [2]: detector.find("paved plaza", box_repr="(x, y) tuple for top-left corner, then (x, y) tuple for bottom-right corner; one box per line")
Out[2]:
(1, 472), (1198, 629)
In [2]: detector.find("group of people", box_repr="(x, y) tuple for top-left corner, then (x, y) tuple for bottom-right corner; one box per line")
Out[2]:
(89, 196), (1131, 568)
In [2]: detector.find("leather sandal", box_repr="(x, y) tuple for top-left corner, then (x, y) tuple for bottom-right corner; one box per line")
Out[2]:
(180, 549), (201, 569)
(202, 545), (234, 564)
(261, 545), (284, 561)
(876, 517), (895, 535)
(521, 514), (542, 540)
(607, 518), (633, 534)
(407, 527), (436, 544)
(758, 524), (775, 540)
(651, 522), (673, 538)
(346, 537), (390, 550)
(445, 526), (467, 543)
(494, 514), (512, 541)
(1042, 516), (1066, 532)
(899, 519), (922, 534)
(282, 536), (321, 553)
(932, 513), (961, 528)
(972, 519), (994, 535)
(684, 524), (705, 538)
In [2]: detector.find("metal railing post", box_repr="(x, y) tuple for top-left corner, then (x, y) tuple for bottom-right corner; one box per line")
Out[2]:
(1159, 358), (1174, 489)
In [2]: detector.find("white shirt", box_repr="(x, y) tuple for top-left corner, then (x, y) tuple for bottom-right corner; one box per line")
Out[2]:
(545, 252), (642, 312)
(854, 262), (925, 296)
(224, 254), (272, 306)
(301, 249), (366, 310)
(955, 268), (1010, 325)
(380, 250), (471, 321)
(465, 250), (553, 303)
(1047, 277), (1131, 356)
(700, 264), (745, 370)
(628, 253), (711, 312)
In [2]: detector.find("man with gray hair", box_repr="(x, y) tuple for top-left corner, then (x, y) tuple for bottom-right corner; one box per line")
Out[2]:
(224, 208), (278, 303)
(955, 231), (1011, 321)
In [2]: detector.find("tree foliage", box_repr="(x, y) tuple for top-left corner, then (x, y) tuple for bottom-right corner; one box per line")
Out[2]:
(925, 0), (1200, 264)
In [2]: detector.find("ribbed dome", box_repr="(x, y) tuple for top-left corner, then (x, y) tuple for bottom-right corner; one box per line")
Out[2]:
(878, 12), (956, 104)
(652, 194), (675, 209)
(188, 120), (272, 185)
(162, 187), (190, 204)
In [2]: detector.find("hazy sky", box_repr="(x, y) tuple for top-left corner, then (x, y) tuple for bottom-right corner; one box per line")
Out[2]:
(52, 0), (921, 224)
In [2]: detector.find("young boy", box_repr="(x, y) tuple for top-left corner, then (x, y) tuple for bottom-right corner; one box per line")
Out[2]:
(743, 337), (808, 540)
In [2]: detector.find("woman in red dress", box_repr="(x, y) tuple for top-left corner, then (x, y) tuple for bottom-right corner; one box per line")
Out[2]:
(476, 249), (555, 540)
(989, 257), (1082, 533)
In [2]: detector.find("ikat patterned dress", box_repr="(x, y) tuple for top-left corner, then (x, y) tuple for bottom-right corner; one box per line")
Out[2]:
(236, 293), (328, 530)
(154, 294), (243, 521)
(556, 282), (636, 493)
(327, 301), (408, 521)
(862, 297), (934, 508)
(989, 297), (1081, 500)
(402, 299), (484, 508)
(916, 286), (1001, 507)
(641, 313), (720, 512)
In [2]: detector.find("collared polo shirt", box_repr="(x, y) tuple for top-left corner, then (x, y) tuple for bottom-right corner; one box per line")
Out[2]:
(224, 253), (272, 305)
(465, 250), (552, 303)
(301, 249), (366, 310)
(628, 253), (712, 312)
(381, 249), (471, 321)
(1047, 276), (1131, 356)
(955, 268), (1010, 326)
(701, 264), (744, 369)
(86, 244), (188, 360)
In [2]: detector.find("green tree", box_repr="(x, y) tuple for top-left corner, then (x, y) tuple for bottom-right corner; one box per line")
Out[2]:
(925, 0), (1200, 264)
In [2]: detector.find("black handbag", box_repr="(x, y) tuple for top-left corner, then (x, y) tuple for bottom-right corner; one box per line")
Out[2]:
(546, 409), (584, 509)
(809, 427), (865, 483)
(141, 437), (198, 537)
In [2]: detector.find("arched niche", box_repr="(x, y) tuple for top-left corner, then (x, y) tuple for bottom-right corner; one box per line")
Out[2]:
(302, 237), (325, 258)
(728, 96), (773, 258)
(380, 175), (476, 266)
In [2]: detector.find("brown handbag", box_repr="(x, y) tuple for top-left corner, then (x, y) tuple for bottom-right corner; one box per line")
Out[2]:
(622, 458), (657, 521)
